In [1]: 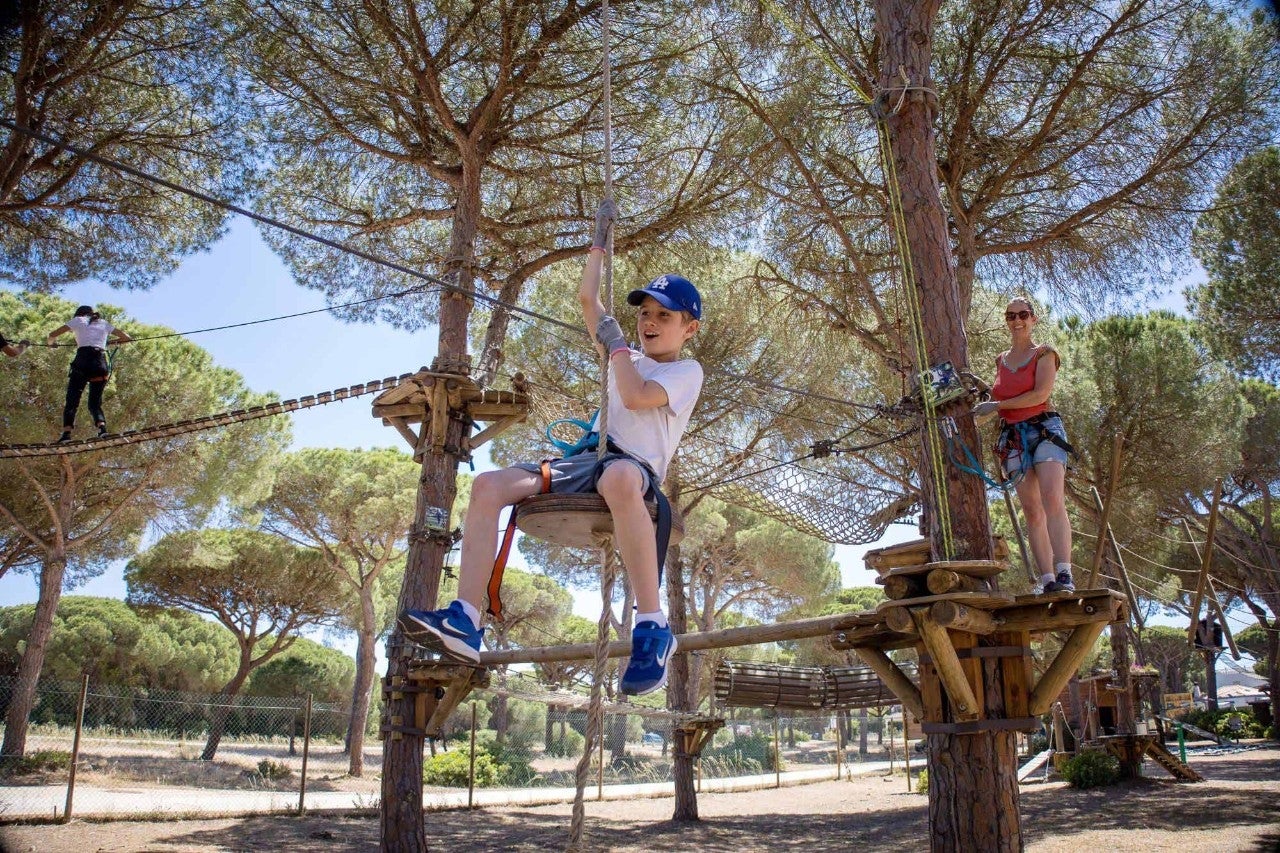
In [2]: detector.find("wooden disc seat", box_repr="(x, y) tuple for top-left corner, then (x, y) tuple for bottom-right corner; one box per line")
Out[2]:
(515, 492), (684, 549)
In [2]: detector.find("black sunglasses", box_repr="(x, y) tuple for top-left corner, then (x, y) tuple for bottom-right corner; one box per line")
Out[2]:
(1005, 310), (1033, 321)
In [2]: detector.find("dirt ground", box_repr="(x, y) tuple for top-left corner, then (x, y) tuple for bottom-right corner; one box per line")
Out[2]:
(2, 745), (1277, 853)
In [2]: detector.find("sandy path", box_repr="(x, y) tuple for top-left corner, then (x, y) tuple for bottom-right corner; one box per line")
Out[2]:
(3, 746), (1276, 852)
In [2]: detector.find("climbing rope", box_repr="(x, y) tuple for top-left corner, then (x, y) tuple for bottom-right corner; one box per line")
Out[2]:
(569, 3), (617, 848)
(0, 373), (414, 459)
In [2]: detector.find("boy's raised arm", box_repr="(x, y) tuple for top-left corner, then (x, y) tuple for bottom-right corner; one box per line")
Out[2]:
(579, 198), (617, 354)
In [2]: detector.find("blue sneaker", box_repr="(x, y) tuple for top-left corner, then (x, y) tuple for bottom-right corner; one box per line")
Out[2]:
(1042, 570), (1076, 594)
(398, 601), (483, 664)
(620, 621), (677, 696)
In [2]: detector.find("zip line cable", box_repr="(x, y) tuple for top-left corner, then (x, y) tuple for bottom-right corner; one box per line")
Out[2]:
(0, 118), (892, 418)
(25, 285), (437, 347)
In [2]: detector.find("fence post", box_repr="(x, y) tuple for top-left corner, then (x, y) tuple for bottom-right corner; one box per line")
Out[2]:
(835, 710), (844, 781)
(773, 714), (781, 789)
(904, 725), (912, 792)
(63, 673), (90, 823)
(298, 693), (313, 816)
(468, 702), (477, 809)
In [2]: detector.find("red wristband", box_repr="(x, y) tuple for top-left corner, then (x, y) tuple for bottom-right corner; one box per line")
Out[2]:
(589, 246), (606, 254)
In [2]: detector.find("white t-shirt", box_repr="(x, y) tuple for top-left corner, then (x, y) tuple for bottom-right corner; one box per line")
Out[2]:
(68, 315), (114, 349)
(598, 350), (703, 484)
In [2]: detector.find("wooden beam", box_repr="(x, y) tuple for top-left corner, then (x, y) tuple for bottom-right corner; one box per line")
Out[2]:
(384, 417), (421, 451)
(853, 647), (923, 720)
(883, 575), (917, 600)
(1206, 578), (1240, 660)
(995, 592), (1123, 633)
(1089, 486), (1144, 629)
(883, 606), (915, 635)
(469, 412), (526, 450)
(1188, 479), (1222, 648)
(478, 611), (870, 666)
(927, 569), (990, 595)
(912, 610), (980, 721)
(930, 600), (996, 634)
(1088, 431), (1125, 588)
(1029, 621), (1108, 715)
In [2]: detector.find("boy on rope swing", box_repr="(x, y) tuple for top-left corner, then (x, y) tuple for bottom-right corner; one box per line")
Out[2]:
(399, 199), (703, 695)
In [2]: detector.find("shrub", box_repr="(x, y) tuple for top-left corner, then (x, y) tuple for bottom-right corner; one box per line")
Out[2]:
(915, 768), (929, 795)
(1060, 750), (1120, 789)
(1027, 733), (1049, 754)
(1, 750), (72, 776)
(257, 758), (293, 780)
(1214, 712), (1265, 739)
(704, 732), (780, 772)
(544, 727), (585, 757)
(423, 748), (502, 788)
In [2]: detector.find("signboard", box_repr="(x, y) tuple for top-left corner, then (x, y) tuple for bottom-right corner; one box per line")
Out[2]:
(1163, 692), (1194, 718)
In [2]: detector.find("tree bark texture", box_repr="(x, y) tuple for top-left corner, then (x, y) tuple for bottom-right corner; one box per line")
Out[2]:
(201, 660), (253, 762)
(381, 158), (481, 853)
(348, 621), (377, 777)
(875, 2), (1017, 850)
(0, 554), (66, 758)
(1109, 623), (1139, 777)
(666, 548), (699, 821)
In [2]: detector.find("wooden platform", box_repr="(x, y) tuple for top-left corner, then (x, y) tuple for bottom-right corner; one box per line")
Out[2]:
(515, 492), (685, 550)
(865, 536), (1010, 573)
(382, 663), (490, 740)
(371, 369), (528, 461)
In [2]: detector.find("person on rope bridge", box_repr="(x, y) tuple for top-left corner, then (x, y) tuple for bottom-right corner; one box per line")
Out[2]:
(47, 305), (132, 442)
(399, 198), (704, 695)
(1, 331), (28, 358)
(972, 296), (1076, 593)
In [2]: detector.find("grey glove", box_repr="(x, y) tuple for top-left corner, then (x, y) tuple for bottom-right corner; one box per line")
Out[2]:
(972, 400), (999, 423)
(595, 314), (628, 355)
(592, 198), (618, 249)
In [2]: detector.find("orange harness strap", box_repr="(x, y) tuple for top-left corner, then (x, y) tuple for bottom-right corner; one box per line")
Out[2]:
(486, 460), (552, 622)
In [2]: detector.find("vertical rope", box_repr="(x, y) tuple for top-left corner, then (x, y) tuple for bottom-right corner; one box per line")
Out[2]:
(567, 544), (617, 851)
(569, 5), (616, 848)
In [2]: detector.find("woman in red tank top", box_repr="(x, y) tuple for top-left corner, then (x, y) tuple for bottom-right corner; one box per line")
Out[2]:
(973, 297), (1075, 594)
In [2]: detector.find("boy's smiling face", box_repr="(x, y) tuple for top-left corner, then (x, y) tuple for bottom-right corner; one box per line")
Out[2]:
(635, 295), (698, 362)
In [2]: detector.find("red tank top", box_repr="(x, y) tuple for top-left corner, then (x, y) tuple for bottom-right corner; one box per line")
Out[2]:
(991, 348), (1057, 424)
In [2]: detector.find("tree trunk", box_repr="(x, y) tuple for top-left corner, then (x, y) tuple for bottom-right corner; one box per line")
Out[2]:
(858, 707), (868, 759)
(666, 546), (699, 821)
(381, 154), (481, 852)
(1110, 623), (1140, 777)
(1267, 618), (1279, 741)
(493, 693), (509, 745)
(201, 658), (253, 762)
(348, 616), (378, 777)
(1, 554), (67, 758)
(875, 2), (1016, 849)
(1203, 648), (1220, 713)
(545, 706), (556, 752)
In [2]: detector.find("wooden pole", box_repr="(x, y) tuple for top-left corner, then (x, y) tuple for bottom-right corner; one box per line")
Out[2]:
(1090, 486), (1144, 629)
(998, 465), (1038, 585)
(1181, 518), (1240, 660)
(480, 611), (864, 666)
(1030, 622), (1109, 715)
(1088, 432), (1125, 588)
(468, 702), (478, 809)
(1187, 480), (1222, 647)
(62, 673), (89, 824)
(904, 722), (912, 792)
(835, 710), (844, 781)
(298, 693), (313, 816)
(773, 714), (781, 788)
(853, 647), (925, 720)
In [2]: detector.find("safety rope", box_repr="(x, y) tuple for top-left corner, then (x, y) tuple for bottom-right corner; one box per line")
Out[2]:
(570, 3), (616, 848)
(0, 372), (414, 459)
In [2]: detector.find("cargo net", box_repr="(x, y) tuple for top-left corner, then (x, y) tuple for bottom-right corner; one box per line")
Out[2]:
(677, 428), (918, 546)
(497, 365), (920, 547)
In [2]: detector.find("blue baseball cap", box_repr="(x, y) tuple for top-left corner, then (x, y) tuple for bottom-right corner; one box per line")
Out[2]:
(626, 274), (702, 320)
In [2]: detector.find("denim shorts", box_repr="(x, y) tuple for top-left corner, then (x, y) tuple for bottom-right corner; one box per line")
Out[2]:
(515, 450), (657, 498)
(1001, 415), (1070, 474)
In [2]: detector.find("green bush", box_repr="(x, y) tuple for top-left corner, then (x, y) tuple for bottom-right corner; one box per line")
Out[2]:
(1027, 733), (1049, 754)
(1214, 712), (1265, 739)
(704, 732), (780, 772)
(1061, 750), (1120, 789)
(544, 727), (585, 757)
(915, 768), (929, 795)
(1, 749), (72, 776)
(423, 747), (502, 788)
(471, 732), (538, 786)
(256, 758), (293, 780)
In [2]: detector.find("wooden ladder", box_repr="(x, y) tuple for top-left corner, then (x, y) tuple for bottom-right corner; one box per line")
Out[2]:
(1143, 739), (1204, 782)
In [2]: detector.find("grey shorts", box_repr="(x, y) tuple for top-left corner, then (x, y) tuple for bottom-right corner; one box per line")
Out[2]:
(1001, 415), (1070, 474)
(515, 451), (658, 499)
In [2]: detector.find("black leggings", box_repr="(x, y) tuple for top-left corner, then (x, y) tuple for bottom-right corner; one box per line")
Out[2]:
(63, 347), (110, 430)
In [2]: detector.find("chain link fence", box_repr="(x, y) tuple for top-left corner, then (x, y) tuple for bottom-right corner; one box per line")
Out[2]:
(0, 675), (912, 821)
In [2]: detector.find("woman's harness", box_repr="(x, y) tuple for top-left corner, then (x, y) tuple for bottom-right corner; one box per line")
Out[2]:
(995, 410), (1075, 480)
